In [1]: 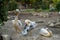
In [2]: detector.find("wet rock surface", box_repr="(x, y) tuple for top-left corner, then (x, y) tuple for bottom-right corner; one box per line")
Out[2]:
(0, 14), (60, 40)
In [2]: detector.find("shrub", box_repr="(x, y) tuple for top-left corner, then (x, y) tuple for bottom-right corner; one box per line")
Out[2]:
(8, 0), (17, 11)
(56, 1), (60, 11)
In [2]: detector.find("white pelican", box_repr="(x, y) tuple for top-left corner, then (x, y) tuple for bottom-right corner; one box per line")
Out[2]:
(22, 19), (37, 35)
(40, 27), (52, 37)
(12, 9), (22, 33)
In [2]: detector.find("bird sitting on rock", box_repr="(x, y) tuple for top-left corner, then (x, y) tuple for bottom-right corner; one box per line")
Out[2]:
(12, 9), (22, 33)
(22, 19), (37, 35)
(40, 27), (52, 37)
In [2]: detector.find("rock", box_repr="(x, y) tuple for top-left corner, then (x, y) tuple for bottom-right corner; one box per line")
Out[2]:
(48, 23), (55, 27)
(32, 12), (50, 18)
(16, 9), (20, 12)
(7, 16), (10, 19)
(7, 16), (15, 20)
(57, 18), (60, 22)
(35, 20), (44, 23)
(33, 13), (39, 16)
(39, 13), (50, 18)
(47, 20), (57, 27)
(58, 11), (60, 15)
(2, 34), (11, 40)
(55, 22), (60, 28)
(0, 34), (3, 40)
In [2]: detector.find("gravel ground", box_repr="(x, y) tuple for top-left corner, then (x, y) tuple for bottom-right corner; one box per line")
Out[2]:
(0, 14), (60, 40)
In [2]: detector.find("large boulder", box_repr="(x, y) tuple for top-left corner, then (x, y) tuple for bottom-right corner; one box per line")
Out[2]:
(2, 34), (11, 40)
(55, 22), (60, 28)
(47, 20), (56, 27)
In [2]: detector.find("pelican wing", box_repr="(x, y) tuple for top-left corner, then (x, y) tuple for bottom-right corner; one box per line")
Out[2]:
(40, 28), (51, 36)
(18, 20), (22, 26)
(31, 22), (37, 28)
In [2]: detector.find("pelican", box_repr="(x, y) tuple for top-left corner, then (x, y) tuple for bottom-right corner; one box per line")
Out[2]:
(22, 19), (37, 35)
(40, 27), (52, 37)
(12, 9), (22, 33)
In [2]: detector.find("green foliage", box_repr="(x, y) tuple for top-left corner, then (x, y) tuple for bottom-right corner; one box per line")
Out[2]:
(31, 0), (42, 10)
(56, 1), (60, 11)
(0, 0), (18, 25)
(0, 0), (8, 24)
(41, 3), (49, 10)
(16, 0), (60, 11)
(0, 19), (2, 24)
(8, 0), (17, 11)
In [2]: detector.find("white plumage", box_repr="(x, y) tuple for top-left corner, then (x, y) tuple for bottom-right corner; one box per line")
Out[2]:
(25, 19), (37, 28)
(22, 27), (30, 35)
(12, 20), (22, 27)
(40, 28), (52, 37)
(12, 15), (22, 33)
(22, 19), (37, 35)
(30, 22), (37, 28)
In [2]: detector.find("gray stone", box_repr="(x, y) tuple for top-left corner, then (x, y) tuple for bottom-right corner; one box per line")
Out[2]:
(2, 34), (11, 40)
(55, 22), (60, 27)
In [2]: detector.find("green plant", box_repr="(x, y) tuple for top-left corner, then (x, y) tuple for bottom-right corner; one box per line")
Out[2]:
(8, 0), (17, 11)
(56, 1), (60, 11)
(0, 19), (2, 24)
(0, 0), (8, 25)
(0, 0), (18, 25)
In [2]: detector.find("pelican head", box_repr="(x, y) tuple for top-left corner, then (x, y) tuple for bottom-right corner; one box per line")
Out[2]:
(15, 9), (20, 15)
(25, 19), (32, 25)
(16, 9), (20, 12)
